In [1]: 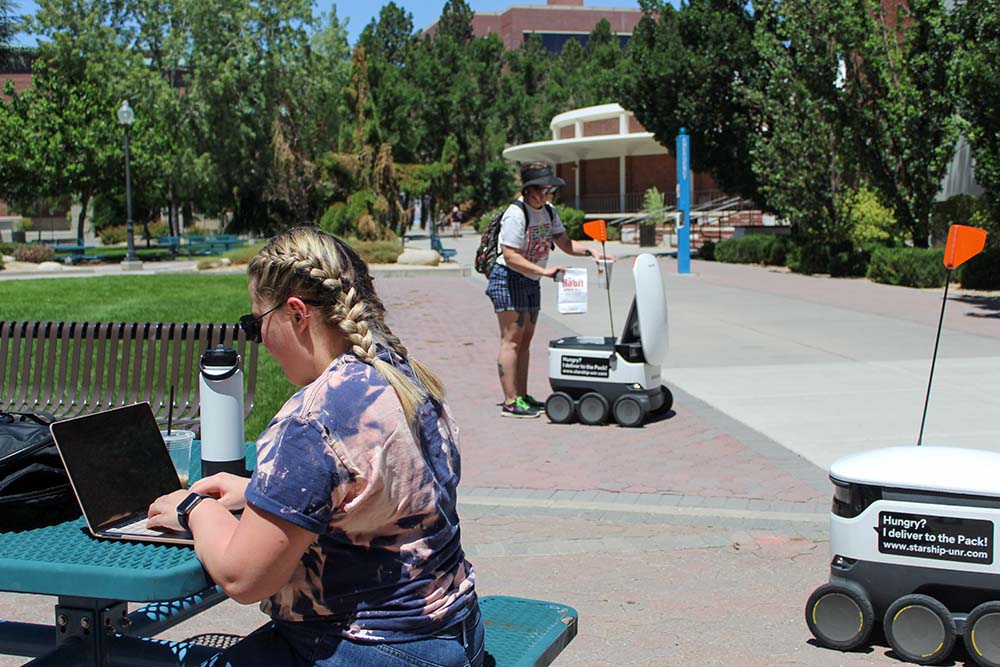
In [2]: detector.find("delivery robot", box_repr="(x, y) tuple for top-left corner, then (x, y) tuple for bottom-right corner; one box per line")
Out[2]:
(544, 252), (672, 427)
(805, 226), (995, 665)
(806, 446), (1000, 666)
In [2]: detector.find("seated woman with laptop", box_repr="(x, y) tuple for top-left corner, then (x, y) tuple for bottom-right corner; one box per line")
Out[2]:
(146, 226), (483, 667)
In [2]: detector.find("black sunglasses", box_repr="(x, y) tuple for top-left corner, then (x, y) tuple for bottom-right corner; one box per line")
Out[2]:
(239, 303), (284, 344)
(240, 298), (323, 344)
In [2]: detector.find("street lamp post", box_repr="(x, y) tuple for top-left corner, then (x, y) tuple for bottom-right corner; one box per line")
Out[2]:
(117, 100), (142, 270)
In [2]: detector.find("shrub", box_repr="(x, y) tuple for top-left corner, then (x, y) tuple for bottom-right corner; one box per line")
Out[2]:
(699, 240), (716, 261)
(785, 240), (869, 277)
(143, 221), (170, 239)
(867, 247), (947, 288)
(14, 244), (56, 263)
(642, 187), (665, 225)
(319, 191), (376, 237)
(841, 187), (897, 245)
(0, 254), (4, 270)
(0, 242), (16, 255)
(715, 235), (788, 265)
(99, 225), (127, 245)
(347, 238), (402, 264)
(960, 248), (1000, 290)
(555, 204), (586, 240)
(222, 242), (266, 266)
(477, 205), (505, 233)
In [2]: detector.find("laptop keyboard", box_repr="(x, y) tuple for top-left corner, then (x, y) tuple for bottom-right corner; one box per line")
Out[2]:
(105, 516), (166, 537)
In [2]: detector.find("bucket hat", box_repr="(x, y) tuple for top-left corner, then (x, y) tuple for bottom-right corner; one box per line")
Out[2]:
(520, 164), (566, 189)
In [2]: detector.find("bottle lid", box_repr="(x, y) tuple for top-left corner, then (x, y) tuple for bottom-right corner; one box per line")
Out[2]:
(201, 344), (238, 367)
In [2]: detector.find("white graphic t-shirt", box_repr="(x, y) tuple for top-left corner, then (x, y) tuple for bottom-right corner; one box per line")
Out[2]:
(495, 200), (565, 282)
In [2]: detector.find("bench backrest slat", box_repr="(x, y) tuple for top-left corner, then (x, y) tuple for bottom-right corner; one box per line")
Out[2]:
(1, 321), (258, 434)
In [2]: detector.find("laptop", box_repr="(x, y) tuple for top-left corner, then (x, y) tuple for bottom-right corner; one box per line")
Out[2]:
(50, 402), (194, 545)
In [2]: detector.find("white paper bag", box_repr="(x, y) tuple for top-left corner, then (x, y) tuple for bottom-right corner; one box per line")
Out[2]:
(557, 267), (588, 314)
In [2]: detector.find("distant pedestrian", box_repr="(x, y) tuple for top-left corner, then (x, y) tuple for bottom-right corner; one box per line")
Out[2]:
(451, 204), (463, 238)
(485, 163), (612, 418)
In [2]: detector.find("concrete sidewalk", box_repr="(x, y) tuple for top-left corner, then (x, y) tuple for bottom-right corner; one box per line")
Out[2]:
(1, 234), (997, 666)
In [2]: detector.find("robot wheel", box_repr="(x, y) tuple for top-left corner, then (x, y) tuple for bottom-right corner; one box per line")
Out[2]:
(883, 594), (955, 665)
(965, 601), (1000, 667)
(805, 582), (874, 651)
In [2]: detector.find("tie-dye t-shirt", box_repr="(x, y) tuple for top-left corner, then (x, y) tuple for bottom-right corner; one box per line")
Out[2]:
(245, 345), (476, 642)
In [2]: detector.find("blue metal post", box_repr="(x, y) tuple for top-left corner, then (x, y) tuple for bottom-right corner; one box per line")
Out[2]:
(676, 128), (691, 274)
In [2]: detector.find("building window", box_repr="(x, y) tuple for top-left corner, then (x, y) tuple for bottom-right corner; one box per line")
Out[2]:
(525, 32), (630, 53)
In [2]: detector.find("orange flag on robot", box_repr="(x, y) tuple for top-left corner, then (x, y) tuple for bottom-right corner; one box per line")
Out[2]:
(943, 224), (987, 270)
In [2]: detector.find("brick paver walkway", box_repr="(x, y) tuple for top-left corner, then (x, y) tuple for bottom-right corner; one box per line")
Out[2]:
(378, 276), (828, 505)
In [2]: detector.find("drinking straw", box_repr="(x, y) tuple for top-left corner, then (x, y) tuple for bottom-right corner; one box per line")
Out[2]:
(167, 385), (175, 436)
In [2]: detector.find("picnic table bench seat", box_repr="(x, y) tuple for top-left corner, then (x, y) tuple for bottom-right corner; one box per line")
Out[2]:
(0, 320), (258, 433)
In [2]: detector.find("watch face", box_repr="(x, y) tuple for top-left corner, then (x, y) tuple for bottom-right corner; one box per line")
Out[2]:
(178, 492), (206, 513)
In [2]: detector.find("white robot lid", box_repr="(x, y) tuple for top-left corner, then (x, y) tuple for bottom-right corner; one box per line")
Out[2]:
(631, 253), (669, 367)
(830, 446), (1000, 496)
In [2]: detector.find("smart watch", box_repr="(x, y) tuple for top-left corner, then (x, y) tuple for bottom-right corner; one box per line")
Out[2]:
(176, 492), (210, 531)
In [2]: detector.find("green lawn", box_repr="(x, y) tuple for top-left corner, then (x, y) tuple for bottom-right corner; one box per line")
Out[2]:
(0, 273), (294, 439)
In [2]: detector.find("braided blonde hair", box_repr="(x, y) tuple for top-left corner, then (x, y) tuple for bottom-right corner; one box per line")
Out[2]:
(247, 226), (445, 422)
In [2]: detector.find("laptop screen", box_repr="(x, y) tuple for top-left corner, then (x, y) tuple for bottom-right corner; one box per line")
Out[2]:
(52, 403), (182, 531)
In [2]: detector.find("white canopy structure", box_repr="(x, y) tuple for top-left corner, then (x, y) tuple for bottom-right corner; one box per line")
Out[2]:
(502, 103), (670, 214)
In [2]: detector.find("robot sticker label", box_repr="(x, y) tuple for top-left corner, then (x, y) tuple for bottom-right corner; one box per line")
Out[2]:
(877, 511), (993, 565)
(561, 356), (610, 378)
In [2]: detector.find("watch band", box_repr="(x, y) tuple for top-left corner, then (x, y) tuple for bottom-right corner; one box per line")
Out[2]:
(177, 492), (210, 532)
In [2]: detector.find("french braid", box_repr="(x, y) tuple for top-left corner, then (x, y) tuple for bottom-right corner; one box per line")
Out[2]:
(247, 226), (445, 423)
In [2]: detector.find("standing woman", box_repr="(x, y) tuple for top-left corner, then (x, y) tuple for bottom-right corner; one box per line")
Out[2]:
(148, 226), (482, 667)
(485, 162), (610, 418)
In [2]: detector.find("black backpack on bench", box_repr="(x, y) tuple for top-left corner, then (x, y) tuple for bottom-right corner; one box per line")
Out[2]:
(0, 411), (81, 532)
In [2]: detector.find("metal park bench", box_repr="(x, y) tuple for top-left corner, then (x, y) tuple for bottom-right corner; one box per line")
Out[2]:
(183, 234), (245, 255)
(51, 242), (105, 265)
(156, 235), (181, 254)
(0, 320), (258, 432)
(431, 235), (458, 262)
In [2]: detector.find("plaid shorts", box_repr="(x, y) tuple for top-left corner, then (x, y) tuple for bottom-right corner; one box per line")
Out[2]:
(486, 264), (541, 313)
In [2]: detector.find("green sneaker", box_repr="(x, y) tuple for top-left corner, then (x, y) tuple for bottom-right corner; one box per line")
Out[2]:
(501, 396), (540, 418)
(522, 394), (546, 411)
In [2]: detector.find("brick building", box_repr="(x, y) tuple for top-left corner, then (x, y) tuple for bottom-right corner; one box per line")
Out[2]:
(426, 0), (642, 52)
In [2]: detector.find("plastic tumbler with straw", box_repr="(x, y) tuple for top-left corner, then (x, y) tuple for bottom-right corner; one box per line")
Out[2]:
(161, 385), (194, 487)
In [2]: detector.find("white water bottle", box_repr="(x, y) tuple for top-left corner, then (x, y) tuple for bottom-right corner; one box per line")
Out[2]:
(199, 345), (246, 477)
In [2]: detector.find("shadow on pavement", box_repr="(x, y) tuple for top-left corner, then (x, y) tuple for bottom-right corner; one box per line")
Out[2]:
(954, 294), (1000, 319)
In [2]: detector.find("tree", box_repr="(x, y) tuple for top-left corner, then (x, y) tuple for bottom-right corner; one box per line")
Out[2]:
(436, 0), (474, 45)
(317, 46), (403, 240)
(0, 0), (14, 68)
(620, 0), (763, 205)
(358, 3), (422, 163)
(579, 19), (625, 108)
(409, 6), (509, 208)
(744, 0), (858, 242)
(543, 39), (587, 118)
(955, 1), (1000, 231)
(839, 0), (960, 247)
(4, 0), (133, 245)
(500, 33), (552, 146)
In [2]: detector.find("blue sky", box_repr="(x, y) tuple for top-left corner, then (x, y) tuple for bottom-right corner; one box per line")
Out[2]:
(12, 0), (644, 47)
